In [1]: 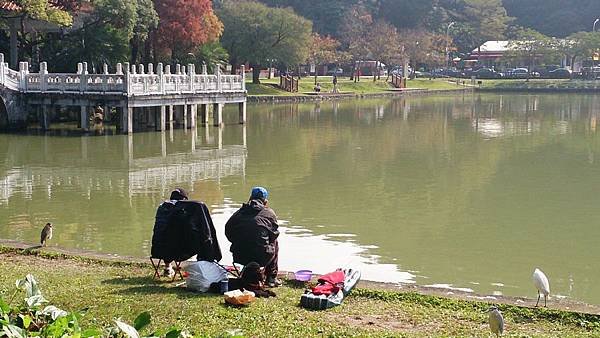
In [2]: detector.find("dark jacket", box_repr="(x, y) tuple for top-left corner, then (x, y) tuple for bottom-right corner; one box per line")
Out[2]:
(225, 199), (279, 266)
(151, 200), (222, 262)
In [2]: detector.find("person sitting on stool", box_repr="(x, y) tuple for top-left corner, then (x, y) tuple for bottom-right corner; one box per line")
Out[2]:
(225, 187), (281, 287)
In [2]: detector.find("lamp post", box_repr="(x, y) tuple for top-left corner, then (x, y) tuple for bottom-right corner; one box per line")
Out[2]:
(266, 58), (276, 79)
(445, 22), (455, 68)
(594, 18), (600, 32)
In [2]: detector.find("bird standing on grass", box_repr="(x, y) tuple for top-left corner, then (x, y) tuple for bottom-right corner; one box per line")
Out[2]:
(487, 306), (504, 337)
(533, 268), (550, 307)
(40, 223), (53, 247)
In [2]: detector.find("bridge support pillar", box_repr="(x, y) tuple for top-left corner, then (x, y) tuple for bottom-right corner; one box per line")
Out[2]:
(147, 107), (156, 129)
(238, 102), (246, 124)
(213, 103), (223, 126)
(122, 107), (133, 134)
(200, 104), (209, 124)
(183, 104), (189, 129)
(80, 105), (89, 132)
(159, 106), (166, 131)
(168, 105), (174, 126)
(190, 104), (196, 128)
(40, 105), (50, 130)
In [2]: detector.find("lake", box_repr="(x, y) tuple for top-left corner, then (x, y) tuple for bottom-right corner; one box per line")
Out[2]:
(2, 92), (600, 305)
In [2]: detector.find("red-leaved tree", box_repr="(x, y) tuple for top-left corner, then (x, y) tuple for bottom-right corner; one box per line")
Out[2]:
(154, 0), (223, 61)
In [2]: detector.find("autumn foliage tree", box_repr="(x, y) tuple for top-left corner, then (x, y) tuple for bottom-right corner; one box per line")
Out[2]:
(154, 0), (223, 62)
(307, 33), (340, 84)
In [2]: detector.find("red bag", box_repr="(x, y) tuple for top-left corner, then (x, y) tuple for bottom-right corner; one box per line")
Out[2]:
(311, 270), (345, 296)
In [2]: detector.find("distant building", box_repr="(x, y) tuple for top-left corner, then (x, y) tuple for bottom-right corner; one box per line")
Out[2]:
(464, 40), (583, 71)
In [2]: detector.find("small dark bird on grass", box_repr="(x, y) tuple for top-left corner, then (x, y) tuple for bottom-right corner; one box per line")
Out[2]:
(40, 223), (53, 247)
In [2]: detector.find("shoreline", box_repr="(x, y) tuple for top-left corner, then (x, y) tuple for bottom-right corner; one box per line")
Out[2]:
(3, 238), (599, 316)
(247, 87), (472, 103)
(477, 87), (600, 93)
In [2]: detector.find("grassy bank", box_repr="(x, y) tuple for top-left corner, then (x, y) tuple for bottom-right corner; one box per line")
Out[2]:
(478, 79), (600, 90)
(246, 76), (465, 96)
(1, 247), (600, 337)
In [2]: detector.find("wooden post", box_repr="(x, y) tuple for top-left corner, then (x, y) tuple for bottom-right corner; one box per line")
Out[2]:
(168, 105), (174, 125)
(213, 103), (223, 126)
(238, 101), (246, 124)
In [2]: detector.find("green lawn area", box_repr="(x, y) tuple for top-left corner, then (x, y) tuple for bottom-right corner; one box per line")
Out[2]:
(247, 76), (465, 96)
(478, 79), (600, 90)
(2, 248), (600, 337)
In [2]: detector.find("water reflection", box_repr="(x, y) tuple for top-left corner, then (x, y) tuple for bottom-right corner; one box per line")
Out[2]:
(2, 93), (600, 304)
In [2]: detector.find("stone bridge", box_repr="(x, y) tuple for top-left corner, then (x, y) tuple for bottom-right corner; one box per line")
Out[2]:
(0, 53), (247, 133)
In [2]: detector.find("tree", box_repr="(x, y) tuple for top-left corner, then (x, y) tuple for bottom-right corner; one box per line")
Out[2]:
(378, 0), (434, 29)
(560, 32), (600, 73)
(154, 0), (223, 62)
(0, 0), (73, 65)
(367, 20), (403, 81)
(400, 29), (448, 72)
(40, 0), (138, 71)
(307, 33), (340, 84)
(0, 0), (72, 26)
(504, 0), (600, 38)
(130, 0), (159, 64)
(257, 0), (370, 38)
(506, 28), (558, 78)
(219, 0), (312, 84)
(422, 0), (510, 53)
(340, 3), (373, 82)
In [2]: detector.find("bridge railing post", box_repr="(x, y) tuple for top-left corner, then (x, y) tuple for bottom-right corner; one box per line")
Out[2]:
(19, 61), (28, 92)
(188, 63), (194, 93)
(40, 61), (48, 92)
(123, 62), (130, 95)
(157, 62), (164, 94)
(80, 62), (88, 93)
(241, 65), (246, 92)
(0, 53), (4, 86)
(215, 63), (221, 92)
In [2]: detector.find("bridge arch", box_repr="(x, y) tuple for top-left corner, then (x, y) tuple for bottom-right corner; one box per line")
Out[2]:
(0, 96), (8, 130)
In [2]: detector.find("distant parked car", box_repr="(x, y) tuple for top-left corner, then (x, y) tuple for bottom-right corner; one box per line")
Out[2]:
(472, 68), (503, 79)
(511, 68), (529, 79)
(327, 68), (344, 76)
(548, 68), (572, 79)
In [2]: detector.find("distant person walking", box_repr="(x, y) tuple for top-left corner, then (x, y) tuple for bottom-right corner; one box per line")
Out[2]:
(332, 75), (339, 93)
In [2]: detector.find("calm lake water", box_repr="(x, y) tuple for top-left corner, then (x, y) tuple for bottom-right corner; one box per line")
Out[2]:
(2, 93), (600, 305)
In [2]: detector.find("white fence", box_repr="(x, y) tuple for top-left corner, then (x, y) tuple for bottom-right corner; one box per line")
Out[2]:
(0, 55), (245, 96)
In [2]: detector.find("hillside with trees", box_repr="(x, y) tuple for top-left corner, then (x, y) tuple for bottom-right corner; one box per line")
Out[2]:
(1, 0), (599, 75)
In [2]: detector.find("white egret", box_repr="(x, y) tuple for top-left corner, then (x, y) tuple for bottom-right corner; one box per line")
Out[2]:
(533, 268), (550, 307)
(487, 306), (504, 337)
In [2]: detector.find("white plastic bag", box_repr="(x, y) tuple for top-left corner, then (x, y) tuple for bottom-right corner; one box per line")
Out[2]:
(185, 261), (227, 292)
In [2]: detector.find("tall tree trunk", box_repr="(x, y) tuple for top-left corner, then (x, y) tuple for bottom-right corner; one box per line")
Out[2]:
(251, 64), (261, 84)
(131, 38), (139, 64)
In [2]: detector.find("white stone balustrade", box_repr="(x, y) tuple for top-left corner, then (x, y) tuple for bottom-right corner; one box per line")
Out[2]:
(0, 55), (246, 96)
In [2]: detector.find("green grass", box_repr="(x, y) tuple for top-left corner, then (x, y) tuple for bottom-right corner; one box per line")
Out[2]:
(247, 76), (465, 96)
(478, 79), (600, 90)
(1, 247), (600, 337)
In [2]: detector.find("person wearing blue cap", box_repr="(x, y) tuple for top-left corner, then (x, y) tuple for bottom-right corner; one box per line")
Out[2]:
(225, 186), (281, 287)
